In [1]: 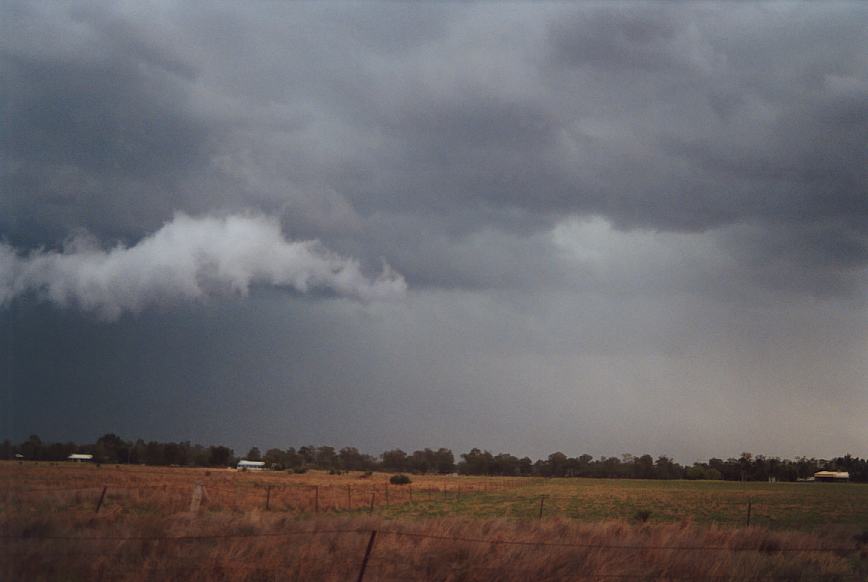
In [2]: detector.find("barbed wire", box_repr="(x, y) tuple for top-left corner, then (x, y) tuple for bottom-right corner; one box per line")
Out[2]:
(2, 527), (861, 554)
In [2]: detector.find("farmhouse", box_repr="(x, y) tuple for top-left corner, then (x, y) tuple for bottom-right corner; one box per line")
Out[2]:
(67, 453), (94, 462)
(813, 470), (849, 482)
(237, 459), (266, 471)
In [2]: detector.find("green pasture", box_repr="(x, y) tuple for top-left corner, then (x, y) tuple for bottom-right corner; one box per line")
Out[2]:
(375, 477), (868, 530)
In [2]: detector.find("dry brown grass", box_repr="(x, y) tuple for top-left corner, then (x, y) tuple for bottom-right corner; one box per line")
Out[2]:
(4, 512), (866, 581)
(3, 462), (867, 580)
(1, 462), (525, 515)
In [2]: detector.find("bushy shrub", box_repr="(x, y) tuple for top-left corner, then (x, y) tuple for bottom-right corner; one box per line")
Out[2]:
(634, 509), (652, 523)
(291, 467), (307, 474)
(390, 474), (412, 485)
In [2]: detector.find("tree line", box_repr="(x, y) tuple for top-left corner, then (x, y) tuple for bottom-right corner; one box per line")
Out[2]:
(4, 434), (867, 482)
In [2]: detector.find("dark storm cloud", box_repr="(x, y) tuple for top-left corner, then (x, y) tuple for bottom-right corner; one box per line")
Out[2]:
(2, 2), (868, 458)
(3, 1), (866, 290)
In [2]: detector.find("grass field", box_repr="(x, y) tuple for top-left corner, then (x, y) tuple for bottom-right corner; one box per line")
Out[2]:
(5, 461), (868, 529)
(3, 462), (868, 580)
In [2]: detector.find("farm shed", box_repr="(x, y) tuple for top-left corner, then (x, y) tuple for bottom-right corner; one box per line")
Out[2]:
(67, 454), (94, 462)
(237, 460), (266, 470)
(813, 470), (849, 482)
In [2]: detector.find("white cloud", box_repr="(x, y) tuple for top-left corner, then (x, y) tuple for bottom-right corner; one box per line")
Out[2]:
(0, 212), (406, 319)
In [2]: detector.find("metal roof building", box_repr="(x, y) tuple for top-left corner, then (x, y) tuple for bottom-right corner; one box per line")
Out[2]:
(67, 453), (94, 462)
(813, 470), (849, 482)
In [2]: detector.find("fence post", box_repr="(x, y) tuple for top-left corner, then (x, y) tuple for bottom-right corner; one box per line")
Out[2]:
(315, 486), (319, 514)
(538, 495), (546, 520)
(190, 483), (204, 513)
(385, 484), (389, 506)
(409, 485), (413, 503)
(369, 492), (375, 514)
(347, 485), (352, 510)
(356, 530), (378, 582)
(457, 486), (460, 501)
(265, 485), (272, 511)
(95, 485), (108, 513)
(746, 499), (752, 527)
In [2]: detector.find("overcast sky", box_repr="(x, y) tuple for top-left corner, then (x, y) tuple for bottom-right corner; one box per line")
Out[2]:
(2, 1), (866, 462)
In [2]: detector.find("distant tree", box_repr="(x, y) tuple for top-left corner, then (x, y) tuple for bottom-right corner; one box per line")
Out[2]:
(654, 455), (680, 480)
(738, 452), (753, 481)
(264, 448), (287, 469)
(284, 447), (304, 469)
(298, 446), (317, 465)
(246, 447), (262, 461)
(95, 433), (125, 463)
(685, 464), (706, 480)
(458, 448), (494, 475)
(163, 442), (190, 466)
(409, 449), (433, 474)
(635, 454), (655, 479)
(208, 445), (233, 467)
(547, 452), (569, 477)
(129, 439), (147, 465)
(338, 447), (367, 471)
(21, 435), (43, 460)
(432, 448), (455, 474)
(144, 441), (165, 465)
(492, 453), (520, 476)
(315, 446), (338, 469)
(382, 449), (408, 472)
(705, 467), (723, 480)
(190, 444), (210, 466)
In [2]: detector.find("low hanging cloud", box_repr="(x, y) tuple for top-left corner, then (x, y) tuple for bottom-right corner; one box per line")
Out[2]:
(0, 213), (406, 319)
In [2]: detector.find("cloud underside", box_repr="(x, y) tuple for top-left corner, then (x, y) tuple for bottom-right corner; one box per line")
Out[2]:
(0, 2), (865, 297)
(0, 213), (405, 319)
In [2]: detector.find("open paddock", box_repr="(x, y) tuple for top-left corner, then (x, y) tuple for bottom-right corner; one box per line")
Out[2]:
(3, 462), (868, 580)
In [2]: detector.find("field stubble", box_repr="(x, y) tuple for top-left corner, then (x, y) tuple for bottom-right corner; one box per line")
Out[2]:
(3, 462), (868, 580)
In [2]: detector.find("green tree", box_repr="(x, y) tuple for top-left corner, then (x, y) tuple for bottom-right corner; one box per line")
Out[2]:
(208, 445), (233, 467)
(382, 449), (408, 472)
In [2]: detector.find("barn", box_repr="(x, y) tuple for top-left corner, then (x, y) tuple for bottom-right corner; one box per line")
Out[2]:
(813, 470), (849, 482)
(237, 460), (266, 471)
(67, 453), (94, 462)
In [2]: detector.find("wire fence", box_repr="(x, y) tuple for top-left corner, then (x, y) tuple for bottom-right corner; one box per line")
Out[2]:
(2, 527), (863, 553)
(0, 480), (836, 529)
(3, 525), (865, 581)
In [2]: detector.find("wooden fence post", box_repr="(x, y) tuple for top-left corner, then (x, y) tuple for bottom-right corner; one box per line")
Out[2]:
(385, 484), (389, 506)
(315, 486), (319, 514)
(95, 486), (108, 513)
(265, 485), (272, 511)
(356, 530), (377, 582)
(189, 483), (204, 513)
(369, 492), (375, 514)
(746, 499), (752, 527)
(347, 485), (352, 510)
(538, 495), (546, 520)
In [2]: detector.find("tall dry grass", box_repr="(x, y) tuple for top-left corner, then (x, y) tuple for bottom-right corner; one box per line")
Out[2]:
(3, 512), (866, 581)
(3, 463), (867, 580)
(1, 462), (526, 516)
